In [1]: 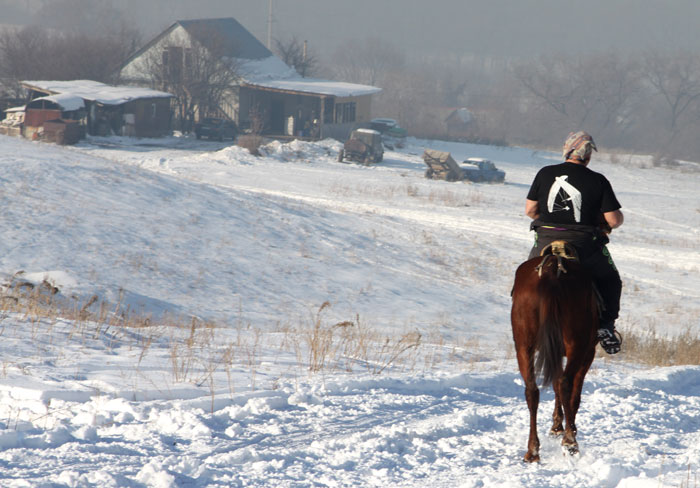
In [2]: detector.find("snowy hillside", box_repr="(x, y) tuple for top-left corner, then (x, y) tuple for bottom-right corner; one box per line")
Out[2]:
(0, 133), (698, 487)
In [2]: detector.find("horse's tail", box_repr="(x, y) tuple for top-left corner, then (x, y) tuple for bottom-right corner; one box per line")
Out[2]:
(534, 267), (564, 387)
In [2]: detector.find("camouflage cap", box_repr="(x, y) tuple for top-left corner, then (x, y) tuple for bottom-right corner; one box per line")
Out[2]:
(563, 131), (597, 162)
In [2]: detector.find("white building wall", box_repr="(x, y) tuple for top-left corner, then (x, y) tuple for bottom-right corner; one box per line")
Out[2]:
(119, 25), (194, 84)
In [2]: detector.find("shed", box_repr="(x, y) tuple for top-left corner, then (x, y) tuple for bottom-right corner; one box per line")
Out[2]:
(42, 119), (84, 145)
(445, 108), (476, 140)
(22, 80), (173, 138)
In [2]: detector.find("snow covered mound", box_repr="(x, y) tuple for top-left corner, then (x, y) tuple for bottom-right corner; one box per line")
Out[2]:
(259, 137), (343, 162)
(0, 133), (697, 486)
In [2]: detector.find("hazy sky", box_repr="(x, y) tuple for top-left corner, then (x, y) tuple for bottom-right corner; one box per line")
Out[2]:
(4, 0), (700, 60)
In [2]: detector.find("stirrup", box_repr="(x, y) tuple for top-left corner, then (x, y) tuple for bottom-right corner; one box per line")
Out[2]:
(597, 329), (622, 354)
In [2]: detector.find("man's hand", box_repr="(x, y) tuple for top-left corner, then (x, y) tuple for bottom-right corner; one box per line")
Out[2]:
(597, 213), (612, 234)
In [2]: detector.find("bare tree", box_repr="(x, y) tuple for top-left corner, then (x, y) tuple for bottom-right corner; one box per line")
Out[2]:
(137, 28), (241, 132)
(512, 52), (642, 146)
(273, 37), (317, 78)
(0, 26), (50, 96)
(0, 25), (138, 96)
(330, 37), (405, 86)
(642, 50), (700, 131)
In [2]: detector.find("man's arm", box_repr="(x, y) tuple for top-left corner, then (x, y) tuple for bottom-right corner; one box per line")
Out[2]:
(525, 199), (539, 220)
(603, 209), (624, 229)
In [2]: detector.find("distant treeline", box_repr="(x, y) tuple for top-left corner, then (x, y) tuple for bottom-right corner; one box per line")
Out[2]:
(321, 40), (700, 163)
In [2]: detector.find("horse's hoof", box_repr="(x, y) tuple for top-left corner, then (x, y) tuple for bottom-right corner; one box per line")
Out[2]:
(563, 444), (579, 456)
(523, 452), (540, 463)
(549, 427), (564, 438)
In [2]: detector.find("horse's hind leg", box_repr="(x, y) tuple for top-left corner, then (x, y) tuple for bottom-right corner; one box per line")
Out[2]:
(517, 349), (540, 462)
(557, 373), (579, 454)
(562, 348), (596, 453)
(550, 395), (564, 437)
(558, 348), (594, 455)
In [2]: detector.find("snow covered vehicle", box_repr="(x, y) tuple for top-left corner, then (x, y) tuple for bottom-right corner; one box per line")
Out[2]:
(422, 149), (464, 181)
(370, 118), (407, 148)
(460, 158), (505, 183)
(338, 129), (384, 164)
(422, 150), (506, 183)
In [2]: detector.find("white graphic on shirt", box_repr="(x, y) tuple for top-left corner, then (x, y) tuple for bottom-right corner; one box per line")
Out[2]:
(547, 175), (582, 222)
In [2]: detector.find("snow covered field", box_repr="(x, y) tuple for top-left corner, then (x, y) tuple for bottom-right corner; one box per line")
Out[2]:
(0, 133), (698, 487)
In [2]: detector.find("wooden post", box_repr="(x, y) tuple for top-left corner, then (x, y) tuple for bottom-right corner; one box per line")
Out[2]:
(319, 96), (325, 139)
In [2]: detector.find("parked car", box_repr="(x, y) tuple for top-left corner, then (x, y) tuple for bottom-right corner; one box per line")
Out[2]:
(195, 117), (237, 141)
(460, 158), (506, 183)
(422, 151), (506, 183)
(370, 117), (407, 148)
(338, 129), (384, 164)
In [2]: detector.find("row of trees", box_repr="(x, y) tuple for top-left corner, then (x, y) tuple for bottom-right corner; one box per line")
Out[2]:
(0, 25), (139, 98)
(317, 37), (700, 161)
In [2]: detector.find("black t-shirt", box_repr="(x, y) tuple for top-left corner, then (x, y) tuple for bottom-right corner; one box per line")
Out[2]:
(527, 162), (621, 226)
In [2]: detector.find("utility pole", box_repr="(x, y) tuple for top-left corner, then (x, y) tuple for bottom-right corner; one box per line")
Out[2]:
(267, 0), (274, 49)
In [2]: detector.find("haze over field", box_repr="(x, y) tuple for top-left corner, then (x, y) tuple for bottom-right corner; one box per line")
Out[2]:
(3, 0), (700, 58)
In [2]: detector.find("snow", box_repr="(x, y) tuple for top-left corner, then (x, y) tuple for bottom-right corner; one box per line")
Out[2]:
(247, 77), (382, 97)
(31, 93), (85, 111)
(22, 80), (173, 105)
(239, 55), (301, 82)
(0, 132), (698, 486)
(241, 56), (381, 97)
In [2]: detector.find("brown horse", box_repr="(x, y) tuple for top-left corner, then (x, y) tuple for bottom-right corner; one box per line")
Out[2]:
(510, 242), (598, 462)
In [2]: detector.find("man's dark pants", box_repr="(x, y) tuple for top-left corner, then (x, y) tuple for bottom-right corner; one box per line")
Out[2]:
(528, 230), (621, 326)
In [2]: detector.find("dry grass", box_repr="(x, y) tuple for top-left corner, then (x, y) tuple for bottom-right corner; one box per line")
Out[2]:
(326, 181), (486, 207)
(237, 134), (265, 156)
(616, 325), (700, 367)
(4, 270), (698, 402)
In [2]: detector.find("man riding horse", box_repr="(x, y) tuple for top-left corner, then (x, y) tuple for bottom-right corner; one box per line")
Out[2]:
(525, 131), (623, 354)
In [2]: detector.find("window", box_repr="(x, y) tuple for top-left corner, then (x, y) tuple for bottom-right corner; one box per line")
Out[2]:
(164, 46), (183, 81)
(334, 102), (356, 123)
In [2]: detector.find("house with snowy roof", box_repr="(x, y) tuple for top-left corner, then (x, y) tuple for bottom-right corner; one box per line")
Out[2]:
(20, 80), (173, 139)
(119, 17), (381, 140)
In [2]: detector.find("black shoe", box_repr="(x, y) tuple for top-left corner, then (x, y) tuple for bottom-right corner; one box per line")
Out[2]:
(597, 328), (621, 354)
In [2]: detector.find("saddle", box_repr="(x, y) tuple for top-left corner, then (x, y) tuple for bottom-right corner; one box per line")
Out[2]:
(535, 240), (579, 277)
(535, 240), (607, 318)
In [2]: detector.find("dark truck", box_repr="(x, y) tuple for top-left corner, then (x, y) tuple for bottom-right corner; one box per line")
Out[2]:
(338, 129), (384, 164)
(195, 117), (237, 141)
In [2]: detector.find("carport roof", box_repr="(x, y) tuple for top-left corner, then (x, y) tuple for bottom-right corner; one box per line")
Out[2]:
(22, 80), (173, 106)
(243, 78), (381, 98)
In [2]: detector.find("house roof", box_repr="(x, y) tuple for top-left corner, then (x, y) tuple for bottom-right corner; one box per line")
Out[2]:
(122, 17), (273, 69)
(445, 108), (473, 124)
(22, 80), (173, 106)
(243, 78), (382, 98)
(238, 57), (381, 98)
(178, 18), (272, 60)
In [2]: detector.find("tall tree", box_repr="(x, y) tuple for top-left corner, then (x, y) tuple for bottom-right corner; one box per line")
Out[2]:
(0, 25), (138, 96)
(331, 37), (405, 86)
(642, 50), (700, 131)
(273, 37), (317, 78)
